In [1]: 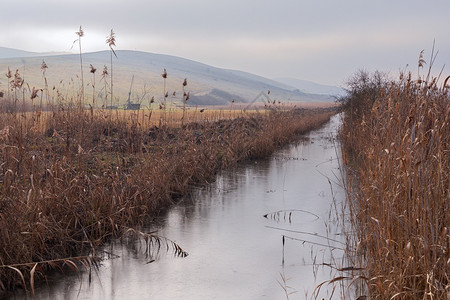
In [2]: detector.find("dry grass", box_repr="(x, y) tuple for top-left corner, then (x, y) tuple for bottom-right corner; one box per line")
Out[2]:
(0, 96), (336, 292)
(5, 107), (273, 133)
(339, 70), (449, 299)
(0, 28), (338, 294)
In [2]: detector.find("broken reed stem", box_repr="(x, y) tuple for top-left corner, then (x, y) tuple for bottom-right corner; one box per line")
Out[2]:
(0, 255), (97, 269)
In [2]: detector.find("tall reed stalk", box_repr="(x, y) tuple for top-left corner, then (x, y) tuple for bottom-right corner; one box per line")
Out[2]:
(162, 68), (167, 124)
(40, 60), (48, 109)
(181, 78), (189, 125)
(106, 29), (117, 117)
(75, 26), (85, 109)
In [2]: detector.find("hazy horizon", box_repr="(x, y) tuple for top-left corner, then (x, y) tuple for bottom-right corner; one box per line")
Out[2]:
(1, 0), (449, 86)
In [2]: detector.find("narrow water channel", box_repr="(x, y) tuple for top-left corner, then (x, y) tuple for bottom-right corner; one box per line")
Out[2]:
(10, 114), (347, 300)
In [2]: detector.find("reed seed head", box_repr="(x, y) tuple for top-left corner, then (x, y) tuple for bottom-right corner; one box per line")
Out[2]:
(75, 26), (84, 38)
(41, 60), (48, 71)
(5, 67), (12, 79)
(102, 65), (108, 77)
(418, 50), (426, 68)
(30, 87), (39, 100)
(106, 29), (117, 57)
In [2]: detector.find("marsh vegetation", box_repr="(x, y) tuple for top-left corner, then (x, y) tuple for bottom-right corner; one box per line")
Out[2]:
(0, 59), (336, 294)
(339, 65), (449, 299)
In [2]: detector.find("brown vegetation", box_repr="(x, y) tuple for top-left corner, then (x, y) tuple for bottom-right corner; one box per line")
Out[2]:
(0, 27), (338, 295)
(340, 69), (449, 299)
(0, 101), (336, 292)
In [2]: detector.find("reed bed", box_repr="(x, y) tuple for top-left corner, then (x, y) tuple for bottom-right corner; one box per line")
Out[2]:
(339, 70), (449, 299)
(0, 101), (336, 292)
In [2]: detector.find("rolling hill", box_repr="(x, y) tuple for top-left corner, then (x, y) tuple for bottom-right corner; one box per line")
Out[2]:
(0, 46), (69, 59)
(0, 46), (39, 59)
(0, 48), (336, 106)
(273, 77), (345, 96)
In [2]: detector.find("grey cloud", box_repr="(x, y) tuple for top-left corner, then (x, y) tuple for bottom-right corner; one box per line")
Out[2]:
(1, 0), (449, 85)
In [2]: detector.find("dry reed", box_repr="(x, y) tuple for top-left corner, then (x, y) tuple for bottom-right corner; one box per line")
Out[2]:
(339, 69), (449, 299)
(0, 91), (336, 292)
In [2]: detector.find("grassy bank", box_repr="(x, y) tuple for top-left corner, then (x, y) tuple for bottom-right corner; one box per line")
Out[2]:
(339, 70), (449, 299)
(0, 105), (336, 292)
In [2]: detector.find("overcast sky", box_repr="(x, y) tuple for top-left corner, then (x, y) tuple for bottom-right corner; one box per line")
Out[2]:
(1, 0), (449, 86)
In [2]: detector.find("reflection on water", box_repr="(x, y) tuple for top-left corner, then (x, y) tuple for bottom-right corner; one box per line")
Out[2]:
(8, 115), (347, 300)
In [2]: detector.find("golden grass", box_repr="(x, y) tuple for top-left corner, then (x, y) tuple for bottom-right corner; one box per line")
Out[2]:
(2, 107), (268, 134)
(340, 70), (449, 299)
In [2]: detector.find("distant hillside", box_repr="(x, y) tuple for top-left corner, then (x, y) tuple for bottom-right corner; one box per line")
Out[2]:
(189, 88), (247, 105)
(0, 47), (70, 59)
(0, 49), (335, 106)
(0, 47), (39, 59)
(274, 77), (345, 96)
